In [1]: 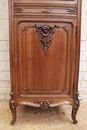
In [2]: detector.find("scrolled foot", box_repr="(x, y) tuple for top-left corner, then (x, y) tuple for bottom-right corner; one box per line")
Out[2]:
(72, 107), (78, 125)
(11, 120), (16, 126)
(73, 119), (78, 124)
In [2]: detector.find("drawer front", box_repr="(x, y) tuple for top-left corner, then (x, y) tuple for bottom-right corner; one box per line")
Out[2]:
(14, 6), (77, 18)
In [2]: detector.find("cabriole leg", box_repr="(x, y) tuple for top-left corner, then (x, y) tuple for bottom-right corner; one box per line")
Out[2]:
(9, 99), (17, 125)
(72, 107), (78, 124)
(9, 92), (17, 125)
(72, 91), (80, 124)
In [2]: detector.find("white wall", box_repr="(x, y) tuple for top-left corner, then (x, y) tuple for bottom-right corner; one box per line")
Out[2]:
(0, 0), (87, 101)
(0, 0), (10, 100)
(79, 0), (87, 101)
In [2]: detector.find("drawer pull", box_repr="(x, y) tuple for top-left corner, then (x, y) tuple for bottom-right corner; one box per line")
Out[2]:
(40, 9), (51, 13)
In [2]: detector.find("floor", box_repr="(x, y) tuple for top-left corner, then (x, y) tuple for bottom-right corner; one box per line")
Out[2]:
(0, 101), (87, 130)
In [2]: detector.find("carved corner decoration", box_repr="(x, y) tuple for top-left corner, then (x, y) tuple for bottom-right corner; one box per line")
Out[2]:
(67, 8), (77, 15)
(22, 24), (69, 55)
(14, 8), (23, 13)
(35, 100), (53, 109)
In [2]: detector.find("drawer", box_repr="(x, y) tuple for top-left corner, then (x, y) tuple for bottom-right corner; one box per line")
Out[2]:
(14, 6), (77, 18)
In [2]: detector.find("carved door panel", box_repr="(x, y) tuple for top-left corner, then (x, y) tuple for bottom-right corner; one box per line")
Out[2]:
(15, 21), (76, 98)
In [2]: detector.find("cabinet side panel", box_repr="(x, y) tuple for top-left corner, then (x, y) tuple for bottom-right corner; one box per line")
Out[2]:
(8, 0), (15, 97)
(74, 0), (82, 98)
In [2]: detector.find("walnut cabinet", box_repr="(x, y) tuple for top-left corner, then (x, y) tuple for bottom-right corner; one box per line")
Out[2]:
(9, 0), (82, 125)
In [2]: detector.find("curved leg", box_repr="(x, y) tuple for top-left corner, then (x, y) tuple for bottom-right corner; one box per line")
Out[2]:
(72, 107), (78, 124)
(9, 99), (17, 125)
(72, 91), (80, 124)
(9, 92), (17, 125)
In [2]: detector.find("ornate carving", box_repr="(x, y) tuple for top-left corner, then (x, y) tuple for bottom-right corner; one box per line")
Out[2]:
(36, 100), (53, 109)
(67, 8), (77, 15)
(14, 8), (23, 13)
(22, 24), (69, 55)
(35, 25), (55, 54)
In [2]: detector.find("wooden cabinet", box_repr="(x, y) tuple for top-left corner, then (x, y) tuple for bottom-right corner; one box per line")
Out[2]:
(9, 0), (82, 125)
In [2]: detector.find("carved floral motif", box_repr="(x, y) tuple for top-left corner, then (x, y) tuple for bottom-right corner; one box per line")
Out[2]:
(14, 8), (23, 13)
(14, 7), (77, 15)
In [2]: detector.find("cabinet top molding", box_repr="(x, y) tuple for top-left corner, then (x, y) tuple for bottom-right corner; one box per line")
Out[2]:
(14, 0), (77, 5)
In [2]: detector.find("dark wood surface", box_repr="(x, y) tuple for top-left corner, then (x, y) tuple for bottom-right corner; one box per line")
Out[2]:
(8, 0), (82, 125)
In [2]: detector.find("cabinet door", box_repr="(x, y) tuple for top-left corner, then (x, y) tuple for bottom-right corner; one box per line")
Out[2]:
(15, 21), (76, 98)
